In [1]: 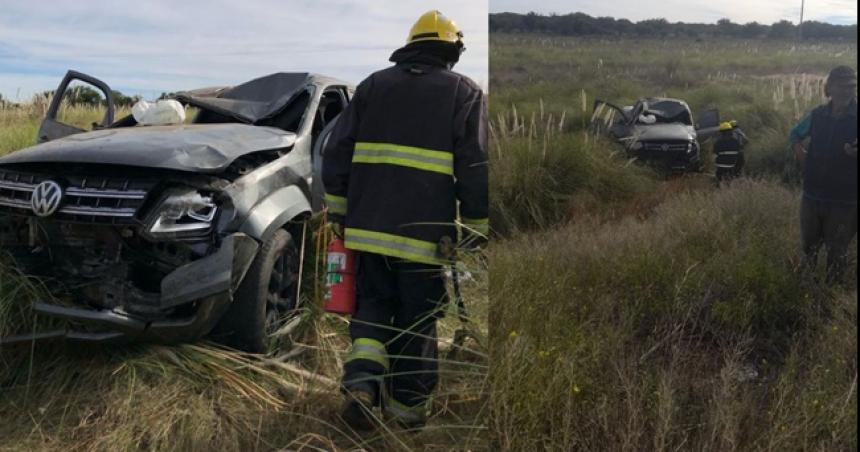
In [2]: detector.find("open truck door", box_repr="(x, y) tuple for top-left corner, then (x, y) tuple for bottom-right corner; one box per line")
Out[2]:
(37, 70), (115, 143)
(589, 99), (631, 140)
(310, 86), (349, 212)
(695, 108), (720, 142)
(311, 117), (339, 212)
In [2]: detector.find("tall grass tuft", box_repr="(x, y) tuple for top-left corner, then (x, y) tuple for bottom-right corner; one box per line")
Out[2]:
(490, 106), (657, 235)
(489, 179), (856, 450)
(0, 101), (131, 155)
(0, 246), (489, 451)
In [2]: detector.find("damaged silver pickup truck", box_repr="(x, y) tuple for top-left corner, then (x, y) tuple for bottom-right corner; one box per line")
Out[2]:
(590, 97), (720, 173)
(0, 70), (353, 352)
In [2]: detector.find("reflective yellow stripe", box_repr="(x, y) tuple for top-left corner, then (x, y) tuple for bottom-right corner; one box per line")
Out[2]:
(470, 225), (489, 235)
(353, 142), (454, 176)
(461, 217), (488, 225)
(384, 398), (428, 424)
(344, 227), (448, 265)
(324, 193), (347, 215)
(346, 351), (389, 369)
(356, 142), (452, 160)
(461, 217), (489, 235)
(345, 338), (389, 370)
(355, 338), (386, 351)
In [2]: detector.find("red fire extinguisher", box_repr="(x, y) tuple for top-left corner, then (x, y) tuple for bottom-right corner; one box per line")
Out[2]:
(324, 237), (356, 314)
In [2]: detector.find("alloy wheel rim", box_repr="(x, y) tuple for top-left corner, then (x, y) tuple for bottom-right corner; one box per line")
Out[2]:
(265, 246), (300, 337)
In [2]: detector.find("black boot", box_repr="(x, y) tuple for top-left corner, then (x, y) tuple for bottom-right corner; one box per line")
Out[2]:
(339, 386), (378, 431)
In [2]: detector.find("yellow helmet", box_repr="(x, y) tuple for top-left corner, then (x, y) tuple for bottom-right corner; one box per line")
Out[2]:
(719, 121), (733, 131)
(407, 10), (463, 45)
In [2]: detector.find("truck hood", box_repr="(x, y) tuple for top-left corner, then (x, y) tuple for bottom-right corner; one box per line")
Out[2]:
(0, 123), (296, 173)
(631, 124), (695, 142)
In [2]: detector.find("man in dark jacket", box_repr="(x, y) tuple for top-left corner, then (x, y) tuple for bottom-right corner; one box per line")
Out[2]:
(322, 10), (488, 430)
(790, 65), (857, 283)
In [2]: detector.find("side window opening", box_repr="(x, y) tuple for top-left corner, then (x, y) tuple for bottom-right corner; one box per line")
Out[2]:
(37, 70), (116, 142)
(312, 89), (346, 138)
(57, 81), (110, 130)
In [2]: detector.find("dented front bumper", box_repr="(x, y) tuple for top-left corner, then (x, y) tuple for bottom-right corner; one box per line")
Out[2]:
(1, 233), (258, 346)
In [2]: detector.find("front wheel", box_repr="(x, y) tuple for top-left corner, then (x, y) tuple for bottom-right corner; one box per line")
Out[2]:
(211, 228), (300, 353)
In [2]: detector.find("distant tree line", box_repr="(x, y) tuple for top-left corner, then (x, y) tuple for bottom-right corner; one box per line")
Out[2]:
(490, 12), (857, 40)
(30, 86), (142, 107)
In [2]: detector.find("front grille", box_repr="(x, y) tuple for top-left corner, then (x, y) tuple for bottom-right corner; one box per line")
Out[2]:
(642, 141), (691, 153)
(0, 169), (156, 224)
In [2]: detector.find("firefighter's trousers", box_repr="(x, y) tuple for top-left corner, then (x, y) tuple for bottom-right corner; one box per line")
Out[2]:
(341, 251), (448, 423)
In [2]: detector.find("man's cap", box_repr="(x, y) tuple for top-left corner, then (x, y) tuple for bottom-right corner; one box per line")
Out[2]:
(827, 65), (857, 87)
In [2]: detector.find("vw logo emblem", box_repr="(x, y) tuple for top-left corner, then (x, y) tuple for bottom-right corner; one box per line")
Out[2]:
(31, 180), (64, 217)
(661, 143), (670, 152)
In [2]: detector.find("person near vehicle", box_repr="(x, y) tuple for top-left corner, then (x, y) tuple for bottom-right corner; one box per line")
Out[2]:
(322, 10), (488, 430)
(790, 65), (857, 283)
(713, 119), (748, 181)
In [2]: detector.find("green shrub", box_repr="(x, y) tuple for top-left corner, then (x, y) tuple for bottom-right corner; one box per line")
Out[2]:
(490, 111), (657, 235)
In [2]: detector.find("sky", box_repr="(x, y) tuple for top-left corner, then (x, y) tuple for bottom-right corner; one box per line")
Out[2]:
(0, 0), (488, 101)
(491, 0), (858, 26)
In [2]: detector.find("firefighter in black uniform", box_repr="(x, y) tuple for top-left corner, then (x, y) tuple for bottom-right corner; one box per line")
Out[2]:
(713, 119), (748, 182)
(322, 10), (488, 430)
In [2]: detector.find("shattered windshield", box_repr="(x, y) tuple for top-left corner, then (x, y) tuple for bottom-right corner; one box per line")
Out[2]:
(637, 100), (692, 125)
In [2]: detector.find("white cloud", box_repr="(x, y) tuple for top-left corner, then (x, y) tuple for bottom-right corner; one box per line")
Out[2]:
(0, 0), (488, 100)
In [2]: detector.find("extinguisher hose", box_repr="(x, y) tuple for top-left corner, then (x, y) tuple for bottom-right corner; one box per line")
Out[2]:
(451, 263), (468, 324)
(448, 261), (476, 359)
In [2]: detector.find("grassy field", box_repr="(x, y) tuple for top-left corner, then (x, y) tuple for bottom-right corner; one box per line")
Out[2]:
(0, 103), (488, 451)
(488, 35), (857, 451)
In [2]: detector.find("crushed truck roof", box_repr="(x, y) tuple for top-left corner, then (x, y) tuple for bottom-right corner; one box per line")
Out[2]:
(176, 72), (350, 124)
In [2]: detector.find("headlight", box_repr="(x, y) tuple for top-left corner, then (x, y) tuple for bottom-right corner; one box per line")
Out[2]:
(687, 142), (695, 154)
(144, 189), (218, 240)
(630, 141), (644, 151)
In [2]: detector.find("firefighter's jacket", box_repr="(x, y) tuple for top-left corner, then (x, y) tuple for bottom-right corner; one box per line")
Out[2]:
(322, 61), (488, 265)
(713, 128), (747, 154)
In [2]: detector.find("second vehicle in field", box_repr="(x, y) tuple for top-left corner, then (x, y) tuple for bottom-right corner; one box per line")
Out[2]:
(591, 97), (720, 173)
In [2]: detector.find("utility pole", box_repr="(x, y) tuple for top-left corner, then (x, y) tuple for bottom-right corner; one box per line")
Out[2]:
(798, 0), (805, 40)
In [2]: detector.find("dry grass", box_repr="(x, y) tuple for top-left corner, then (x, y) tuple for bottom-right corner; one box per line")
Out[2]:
(0, 242), (488, 452)
(490, 180), (857, 451)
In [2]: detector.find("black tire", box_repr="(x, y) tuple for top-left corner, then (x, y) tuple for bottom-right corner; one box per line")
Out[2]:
(211, 229), (300, 353)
